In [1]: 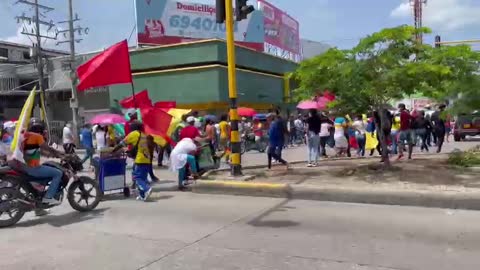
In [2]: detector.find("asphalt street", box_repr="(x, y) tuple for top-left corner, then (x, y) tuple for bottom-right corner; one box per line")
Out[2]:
(1, 192), (480, 270)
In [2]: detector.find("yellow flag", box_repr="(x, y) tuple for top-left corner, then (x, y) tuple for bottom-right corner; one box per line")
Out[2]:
(10, 87), (37, 161)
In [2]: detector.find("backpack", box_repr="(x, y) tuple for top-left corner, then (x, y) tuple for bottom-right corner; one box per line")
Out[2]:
(126, 131), (141, 159)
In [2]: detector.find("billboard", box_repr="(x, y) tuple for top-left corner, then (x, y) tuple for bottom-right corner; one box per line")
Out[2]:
(135, 0), (265, 51)
(257, 0), (301, 62)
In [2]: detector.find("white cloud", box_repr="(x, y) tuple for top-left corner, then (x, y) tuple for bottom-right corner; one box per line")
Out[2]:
(391, 0), (480, 31)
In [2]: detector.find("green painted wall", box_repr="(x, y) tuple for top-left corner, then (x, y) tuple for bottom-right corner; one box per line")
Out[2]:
(130, 42), (221, 71)
(218, 44), (298, 75)
(218, 69), (284, 105)
(109, 68), (222, 104)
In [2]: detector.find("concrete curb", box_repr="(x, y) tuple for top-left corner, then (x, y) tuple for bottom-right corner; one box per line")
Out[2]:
(203, 152), (451, 178)
(192, 180), (291, 198)
(192, 180), (480, 210)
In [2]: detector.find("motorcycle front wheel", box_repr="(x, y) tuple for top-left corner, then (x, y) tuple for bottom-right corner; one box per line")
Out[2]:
(0, 188), (25, 228)
(67, 176), (101, 212)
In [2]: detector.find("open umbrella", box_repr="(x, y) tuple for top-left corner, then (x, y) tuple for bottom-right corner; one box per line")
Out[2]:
(297, 100), (320, 110)
(238, 107), (257, 117)
(89, 113), (127, 125)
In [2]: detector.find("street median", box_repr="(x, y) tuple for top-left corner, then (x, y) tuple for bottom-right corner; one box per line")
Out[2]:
(192, 181), (480, 210)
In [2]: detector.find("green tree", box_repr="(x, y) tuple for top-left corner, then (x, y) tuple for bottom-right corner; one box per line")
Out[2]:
(421, 45), (480, 114)
(294, 25), (478, 166)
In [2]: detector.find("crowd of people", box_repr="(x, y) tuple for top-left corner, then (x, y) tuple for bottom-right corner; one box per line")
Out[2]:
(299, 103), (452, 165)
(0, 102), (454, 203)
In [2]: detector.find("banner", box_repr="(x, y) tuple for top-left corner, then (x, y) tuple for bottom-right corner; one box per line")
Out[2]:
(257, 0), (301, 62)
(135, 0), (264, 51)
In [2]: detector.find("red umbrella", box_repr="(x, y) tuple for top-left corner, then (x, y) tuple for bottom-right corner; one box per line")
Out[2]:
(237, 107), (257, 117)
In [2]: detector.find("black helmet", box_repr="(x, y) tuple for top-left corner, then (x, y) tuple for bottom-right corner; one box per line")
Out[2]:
(28, 118), (45, 134)
(129, 120), (143, 132)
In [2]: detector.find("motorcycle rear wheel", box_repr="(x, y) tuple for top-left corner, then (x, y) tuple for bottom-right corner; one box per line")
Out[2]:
(67, 176), (101, 212)
(0, 188), (25, 228)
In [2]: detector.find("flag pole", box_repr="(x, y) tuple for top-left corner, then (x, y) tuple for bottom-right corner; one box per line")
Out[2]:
(130, 82), (137, 109)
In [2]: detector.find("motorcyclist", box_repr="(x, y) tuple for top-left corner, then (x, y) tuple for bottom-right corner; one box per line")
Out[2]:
(17, 118), (65, 206)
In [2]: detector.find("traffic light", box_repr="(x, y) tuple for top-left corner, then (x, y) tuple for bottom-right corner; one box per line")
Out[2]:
(216, 0), (226, 23)
(435, 35), (441, 48)
(235, 0), (255, 21)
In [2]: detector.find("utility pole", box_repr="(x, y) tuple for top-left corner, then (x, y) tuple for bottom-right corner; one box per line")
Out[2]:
(15, 0), (56, 133)
(216, 0), (254, 176)
(57, 0), (89, 142)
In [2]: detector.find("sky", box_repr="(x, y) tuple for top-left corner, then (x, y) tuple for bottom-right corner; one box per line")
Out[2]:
(0, 0), (479, 53)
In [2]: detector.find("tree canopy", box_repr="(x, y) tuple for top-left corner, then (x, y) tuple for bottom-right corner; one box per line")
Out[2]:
(293, 25), (480, 114)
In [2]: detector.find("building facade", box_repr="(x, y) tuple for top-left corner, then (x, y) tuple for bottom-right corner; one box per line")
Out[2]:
(0, 41), (68, 120)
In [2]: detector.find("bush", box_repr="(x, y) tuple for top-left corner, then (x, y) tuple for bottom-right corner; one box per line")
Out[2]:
(448, 147), (480, 167)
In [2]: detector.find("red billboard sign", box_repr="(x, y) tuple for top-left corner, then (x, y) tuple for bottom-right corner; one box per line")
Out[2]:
(258, 0), (301, 62)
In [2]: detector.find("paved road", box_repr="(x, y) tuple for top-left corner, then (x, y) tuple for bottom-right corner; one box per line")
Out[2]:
(1, 193), (479, 270)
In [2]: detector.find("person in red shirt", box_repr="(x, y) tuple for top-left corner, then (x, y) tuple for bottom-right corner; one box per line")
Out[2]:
(179, 116), (200, 140)
(397, 103), (414, 160)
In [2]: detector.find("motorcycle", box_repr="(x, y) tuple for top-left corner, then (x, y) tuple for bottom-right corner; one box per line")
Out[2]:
(240, 133), (267, 154)
(0, 155), (102, 228)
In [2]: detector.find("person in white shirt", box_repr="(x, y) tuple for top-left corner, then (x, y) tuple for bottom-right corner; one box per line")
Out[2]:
(62, 123), (75, 154)
(352, 115), (367, 156)
(319, 117), (333, 158)
(94, 125), (108, 152)
(170, 138), (199, 190)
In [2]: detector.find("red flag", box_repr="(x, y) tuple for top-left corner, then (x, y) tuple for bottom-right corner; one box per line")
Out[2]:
(154, 101), (176, 109)
(141, 107), (173, 138)
(77, 40), (132, 91)
(120, 90), (152, 109)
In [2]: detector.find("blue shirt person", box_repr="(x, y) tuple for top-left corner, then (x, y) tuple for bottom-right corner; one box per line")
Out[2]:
(79, 124), (94, 165)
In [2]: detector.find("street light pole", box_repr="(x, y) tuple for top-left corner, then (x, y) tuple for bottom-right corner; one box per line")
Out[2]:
(224, 0), (242, 176)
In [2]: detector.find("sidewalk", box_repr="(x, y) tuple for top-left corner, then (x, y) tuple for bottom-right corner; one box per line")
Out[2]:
(193, 155), (480, 210)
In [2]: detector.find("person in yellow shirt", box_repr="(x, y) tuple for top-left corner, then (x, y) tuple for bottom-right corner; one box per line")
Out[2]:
(218, 114), (230, 162)
(113, 121), (154, 201)
(391, 114), (401, 155)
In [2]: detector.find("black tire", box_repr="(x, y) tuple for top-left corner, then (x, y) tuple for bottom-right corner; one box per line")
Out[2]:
(0, 188), (25, 228)
(240, 140), (247, 155)
(454, 134), (461, 142)
(123, 187), (130, 198)
(67, 176), (101, 212)
(257, 141), (267, 153)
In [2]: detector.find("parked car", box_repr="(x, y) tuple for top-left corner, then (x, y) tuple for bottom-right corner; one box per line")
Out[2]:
(453, 113), (480, 141)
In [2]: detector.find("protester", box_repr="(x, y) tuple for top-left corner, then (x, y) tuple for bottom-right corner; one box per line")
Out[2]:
(79, 124), (94, 166)
(390, 113), (401, 155)
(218, 114), (230, 162)
(62, 122), (75, 154)
(397, 103), (414, 159)
(306, 109), (321, 166)
(319, 115), (333, 158)
(205, 118), (216, 155)
(333, 115), (349, 157)
(94, 125), (108, 152)
(413, 110), (432, 152)
(267, 113), (288, 169)
(170, 137), (199, 191)
(113, 120), (154, 201)
(353, 115), (367, 157)
(294, 115), (304, 144)
(431, 104), (447, 153)
(179, 116), (201, 140)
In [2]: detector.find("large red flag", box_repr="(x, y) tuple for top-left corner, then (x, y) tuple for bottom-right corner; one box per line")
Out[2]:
(120, 89), (152, 109)
(77, 40), (132, 91)
(141, 107), (173, 138)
